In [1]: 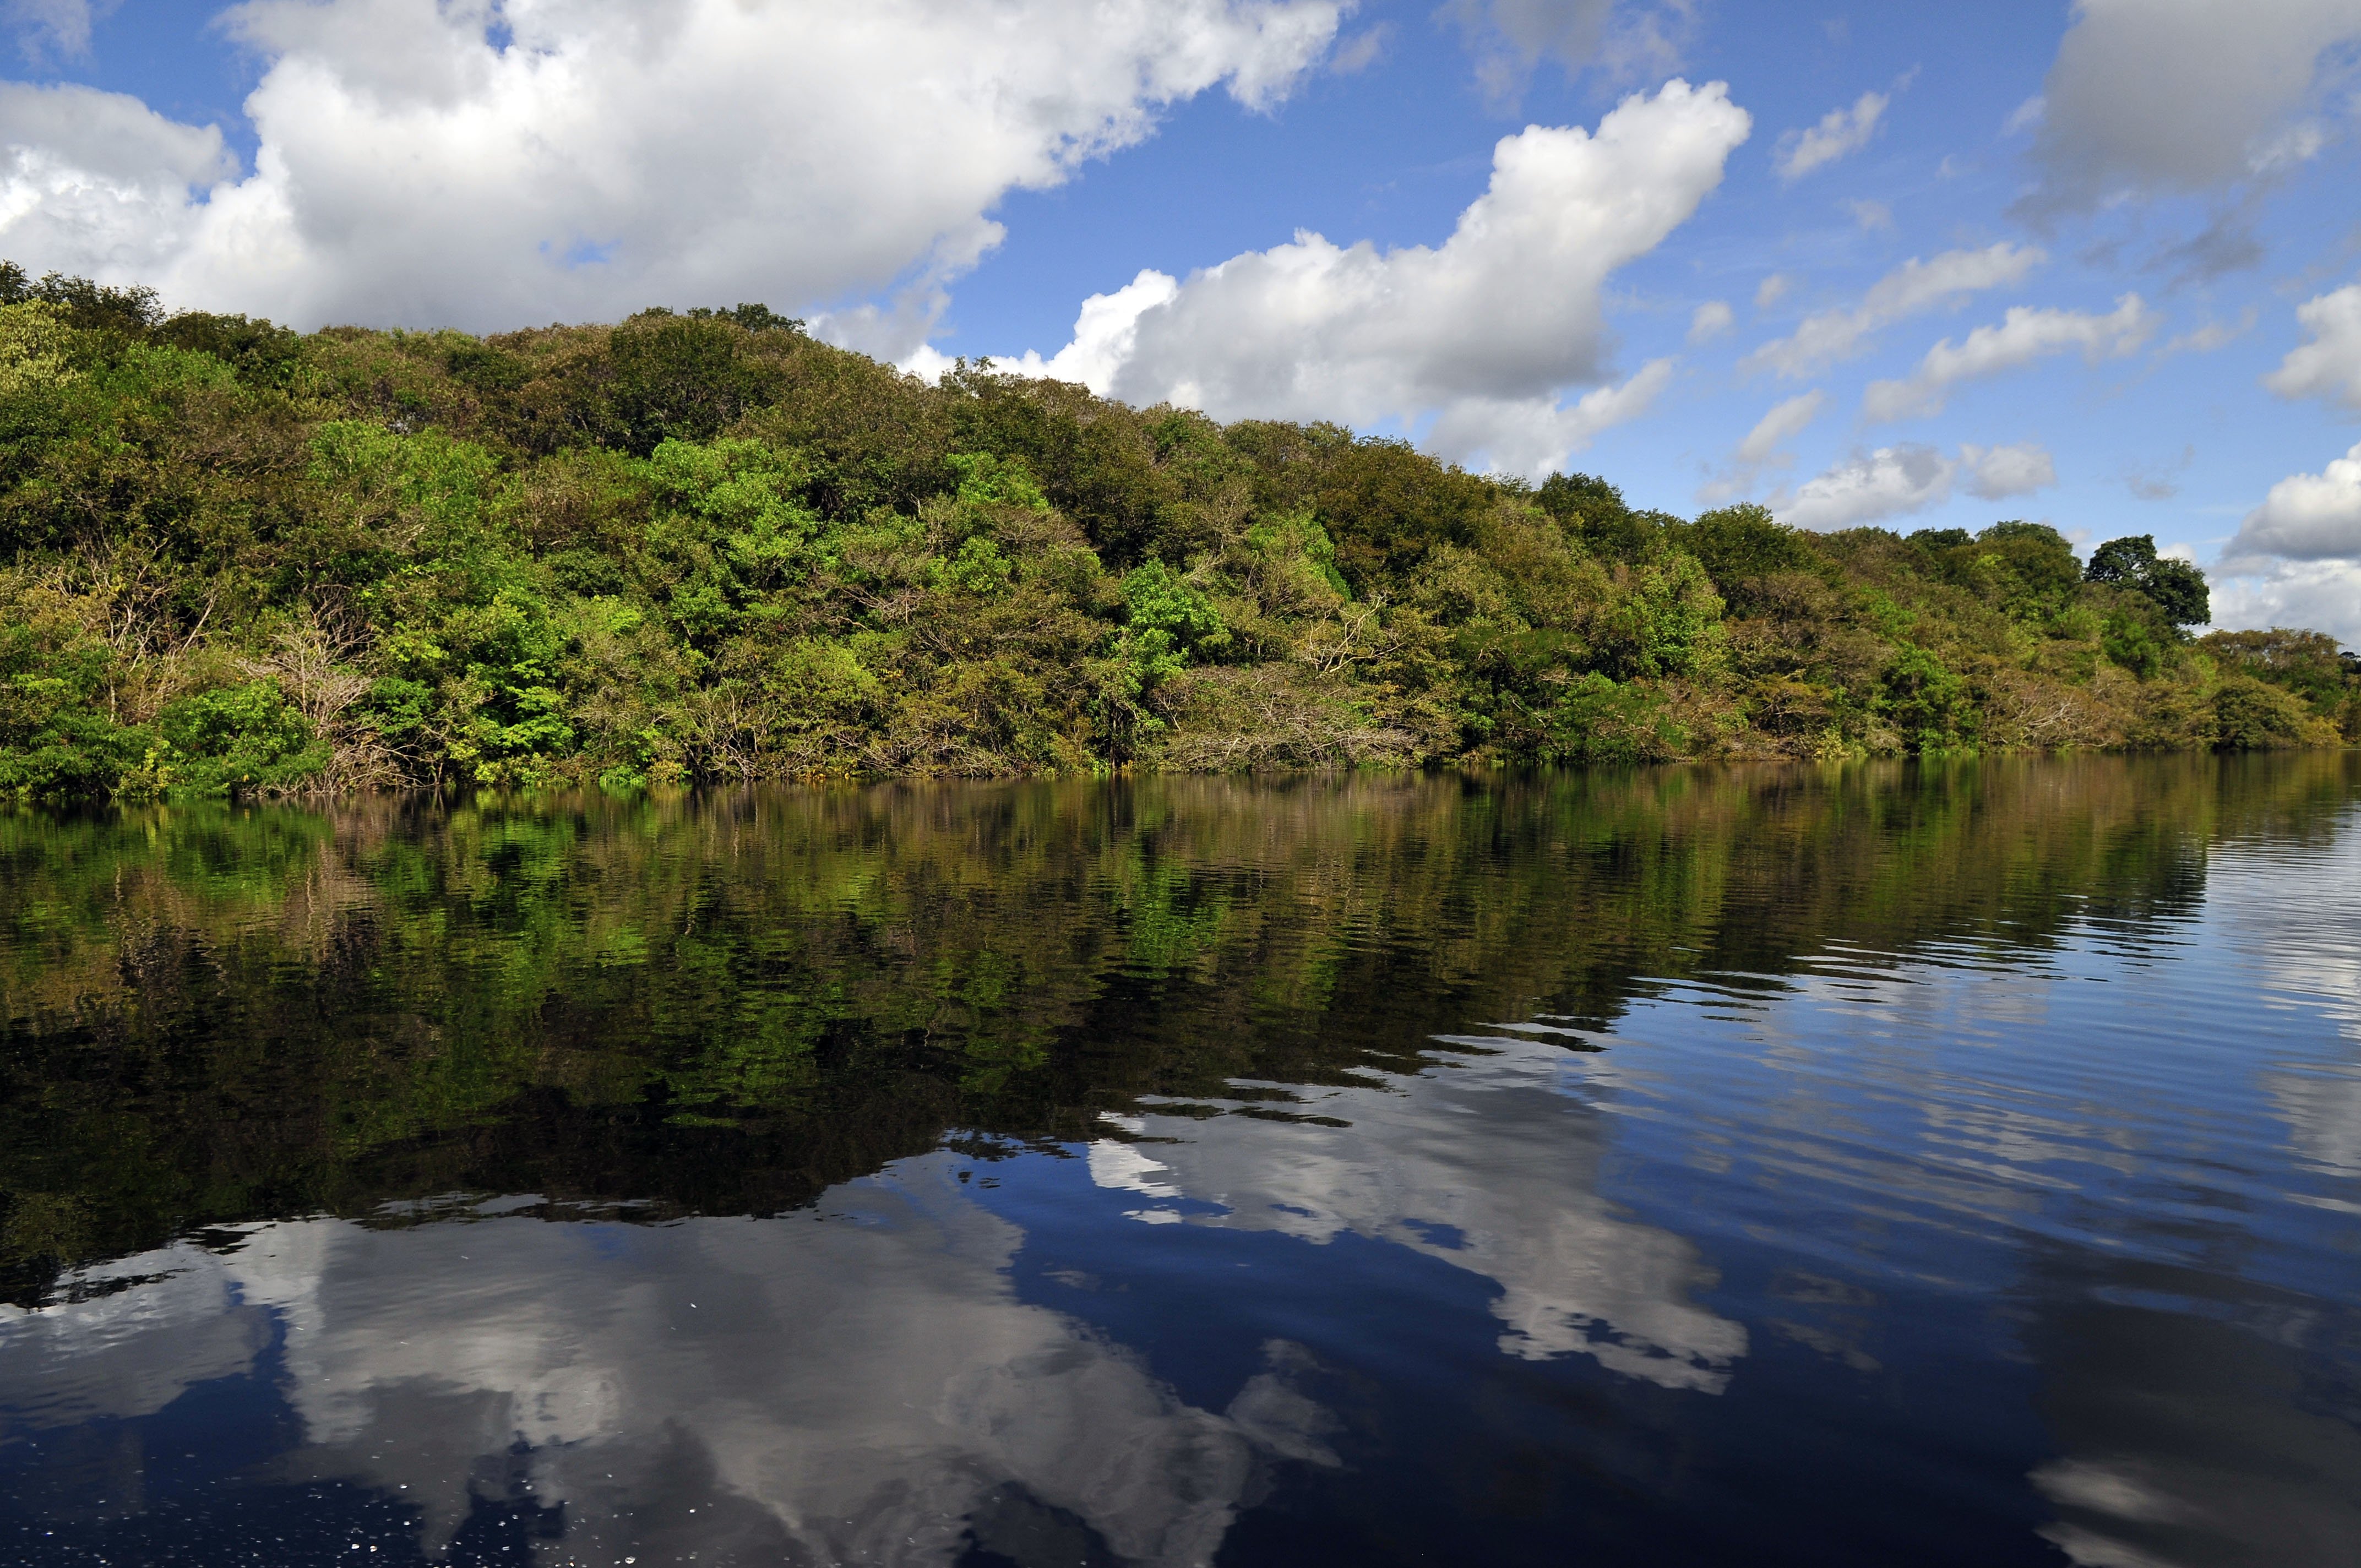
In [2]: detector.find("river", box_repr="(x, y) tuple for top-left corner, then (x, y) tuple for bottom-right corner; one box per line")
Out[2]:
(2, 755), (2357, 1566)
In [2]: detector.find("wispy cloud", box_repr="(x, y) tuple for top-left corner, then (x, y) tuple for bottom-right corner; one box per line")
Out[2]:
(1699, 389), (1824, 502)
(1774, 86), (1891, 181)
(1742, 243), (2045, 377)
(1842, 198), (1893, 231)
(5, 0), (117, 62)
(1863, 295), (2155, 421)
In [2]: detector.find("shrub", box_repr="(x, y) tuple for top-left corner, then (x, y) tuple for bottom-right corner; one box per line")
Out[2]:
(2210, 676), (2325, 750)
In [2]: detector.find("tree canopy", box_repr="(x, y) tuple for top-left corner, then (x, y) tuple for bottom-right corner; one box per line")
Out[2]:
(0, 266), (2351, 802)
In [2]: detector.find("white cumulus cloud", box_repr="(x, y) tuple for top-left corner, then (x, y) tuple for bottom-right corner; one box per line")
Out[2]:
(1741, 242), (2045, 377)
(0, 0), (1346, 335)
(1775, 438), (2057, 530)
(1774, 88), (1889, 181)
(1004, 78), (1751, 476)
(2226, 440), (2361, 563)
(995, 268), (1182, 390)
(1863, 295), (2156, 421)
(2264, 284), (2361, 411)
(2026, 0), (2361, 211)
(0, 81), (235, 280)
(2211, 559), (2361, 645)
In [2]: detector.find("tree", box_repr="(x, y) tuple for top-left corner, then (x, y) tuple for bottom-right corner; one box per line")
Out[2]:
(2085, 534), (2208, 628)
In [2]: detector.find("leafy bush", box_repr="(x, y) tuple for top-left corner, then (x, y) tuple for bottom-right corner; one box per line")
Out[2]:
(1879, 645), (1979, 753)
(2211, 676), (2326, 750)
(1536, 672), (1677, 763)
(1121, 560), (1230, 660)
(2101, 611), (2165, 679)
(153, 680), (329, 797)
(0, 616), (149, 801)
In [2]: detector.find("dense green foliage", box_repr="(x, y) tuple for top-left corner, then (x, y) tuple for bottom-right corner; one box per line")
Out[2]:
(1, 266), (2352, 801)
(5, 753), (2352, 1304)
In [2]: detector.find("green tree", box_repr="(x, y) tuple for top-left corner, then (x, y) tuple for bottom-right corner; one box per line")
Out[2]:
(2086, 534), (2210, 629)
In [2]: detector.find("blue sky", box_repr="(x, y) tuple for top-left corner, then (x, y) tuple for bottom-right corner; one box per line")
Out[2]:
(3, 0), (2358, 638)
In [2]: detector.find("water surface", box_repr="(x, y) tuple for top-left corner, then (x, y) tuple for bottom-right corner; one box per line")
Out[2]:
(3, 756), (2358, 1566)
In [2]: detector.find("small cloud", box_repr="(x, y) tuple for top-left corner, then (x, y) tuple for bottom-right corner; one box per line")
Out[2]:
(1443, 0), (1698, 107)
(899, 342), (959, 383)
(1688, 299), (1735, 344)
(1737, 389), (1827, 465)
(1331, 24), (1390, 74)
(1842, 197), (1894, 231)
(1776, 88), (1891, 181)
(1775, 442), (1956, 530)
(2158, 307), (2256, 357)
(993, 267), (1178, 391)
(1755, 273), (1792, 309)
(1775, 438), (2055, 529)
(1961, 440), (2057, 500)
(1938, 154), (1967, 178)
(2003, 95), (2045, 136)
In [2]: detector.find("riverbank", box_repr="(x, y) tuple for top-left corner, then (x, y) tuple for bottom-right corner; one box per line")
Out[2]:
(3, 268), (2354, 802)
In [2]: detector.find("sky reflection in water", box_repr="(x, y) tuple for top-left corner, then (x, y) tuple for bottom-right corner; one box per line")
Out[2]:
(1, 756), (2357, 1567)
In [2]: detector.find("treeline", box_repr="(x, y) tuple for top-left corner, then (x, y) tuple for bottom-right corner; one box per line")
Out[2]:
(1, 263), (2354, 800)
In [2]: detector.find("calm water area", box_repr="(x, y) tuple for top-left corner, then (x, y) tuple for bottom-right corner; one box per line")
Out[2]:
(1, 755), (2358, 1567)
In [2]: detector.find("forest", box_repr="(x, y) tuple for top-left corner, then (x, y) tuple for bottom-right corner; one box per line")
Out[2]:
(2, 263), (2355, 801)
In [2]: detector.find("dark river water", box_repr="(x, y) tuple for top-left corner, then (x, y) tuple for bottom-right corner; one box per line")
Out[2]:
(2, 755), (2358, 1568)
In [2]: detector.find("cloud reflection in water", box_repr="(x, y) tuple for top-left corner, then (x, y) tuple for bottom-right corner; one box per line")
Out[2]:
(0, 1155), (1338, 1566)
(1089, 1030), (1749, 1391)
